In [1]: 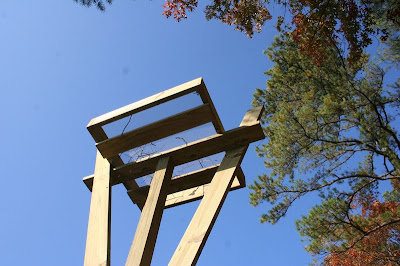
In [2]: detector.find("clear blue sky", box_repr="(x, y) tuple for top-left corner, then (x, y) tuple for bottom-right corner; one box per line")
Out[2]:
(0, 1), (315, 265)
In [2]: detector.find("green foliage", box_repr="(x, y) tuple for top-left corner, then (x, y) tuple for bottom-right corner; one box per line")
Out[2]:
(249, 31), (400, 261)
(74, 0), (112, 11)
(73, 0), (400, 262)
(296, 197), (400, 264)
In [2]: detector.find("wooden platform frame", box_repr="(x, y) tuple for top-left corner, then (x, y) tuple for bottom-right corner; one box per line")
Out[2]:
(83, 78), (265, 266)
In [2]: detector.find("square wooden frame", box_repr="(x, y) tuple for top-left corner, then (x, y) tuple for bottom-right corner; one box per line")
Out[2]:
(83, 78), (265, 266)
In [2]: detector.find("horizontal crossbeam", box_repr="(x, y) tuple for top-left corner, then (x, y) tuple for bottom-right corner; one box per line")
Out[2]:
(127, 165), (245, 208)
(164, 175), (243, 209)
(82, 120), (264, 190)
(87, 78), (224, 139)
(128, 165), (220, 204)
(88, 78), (203, 129)
(96, 104), (215, 159)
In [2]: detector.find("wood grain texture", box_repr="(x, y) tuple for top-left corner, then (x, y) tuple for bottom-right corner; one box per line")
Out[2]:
(84, 151), (112, 266)
(96, 104), (214, 159)
(235, 167), (246, 187)
(110, 155), (140, 199)
(83, 109), (264, 191)
(127, 165), (220, 204)
(164, 175), (243, 209)
(114, 121), (263, 185)
(196, 79), (224, 134)
(239, 105), (264, 127)
(168, 106), (264, 265)
(127, 165), (245, 208)
(168, 146), (248, 266)
(87, 78), (203, 129)
(83, 124), (140, 204)
(82, 154), (139, 193)
(125, 157), (173, 266)
(87, 126), (108, 143)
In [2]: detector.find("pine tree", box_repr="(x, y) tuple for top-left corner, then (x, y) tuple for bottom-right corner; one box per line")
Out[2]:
(250, 29), (400, 263)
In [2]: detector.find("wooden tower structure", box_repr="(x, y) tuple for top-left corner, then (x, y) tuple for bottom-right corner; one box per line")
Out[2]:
(82, 78), (265, 266)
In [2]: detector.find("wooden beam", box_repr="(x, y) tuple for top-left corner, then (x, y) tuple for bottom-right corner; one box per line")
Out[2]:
(239, 105), (264, 127)
(96, 104), (214, 159)
(236, 167), (246, 187)
(83, 123), (141, 200)
(87, 78), (204, 130)
(164, 175), (243, 209)
(114, 121), (263, 184)
(169, 146), (248, 266)
(110, 155), (141, 198)
(196, 79), (224, 134)
(125, 157), (173, 266)
(82, 154), (140, 192)
(127, 165), (220, 204)
(84, 151), (112, 266)
(82, 119), (264, 190)
(88, 125), (108, 143)
(127, 165), (246, 208)
(168, 106), (264, 265)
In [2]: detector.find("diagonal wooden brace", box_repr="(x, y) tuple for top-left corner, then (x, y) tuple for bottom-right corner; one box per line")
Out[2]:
(168, 106), (264, 266)
(168, 145), (248, 266)
(125, 156), (174, 266)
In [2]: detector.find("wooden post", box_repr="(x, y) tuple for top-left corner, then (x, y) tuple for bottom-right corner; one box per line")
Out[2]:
(84, 151), (112, 266)
(168, 146), (248, 266)
(82, 77), (265, 266)
(126, 156), (173, 266)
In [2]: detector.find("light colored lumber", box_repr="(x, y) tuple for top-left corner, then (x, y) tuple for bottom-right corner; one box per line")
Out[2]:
(87, 78), (203, 129)
(125, 156), (173, 266)
(82, 158), (141, 208)
(114, 120), (263, 184)
(83, 119), (264, 190)
(111, 156), (140, 197)
(168, 106), (264, 265)
(168, 146), (248, 266)
(127, 165), (220, 204)
(84, 151), (112, 266)
(240, 105), (264, 126)
(127, 165), (245, 208)
(164, 175), (243, 209)
(82, 155), (140, 193)
(96, 104), (214, 159)
(84, 123), (141, 201)
(196, 79), (224, 133)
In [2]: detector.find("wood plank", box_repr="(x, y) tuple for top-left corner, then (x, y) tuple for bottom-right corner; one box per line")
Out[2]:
(168, 106), (264, 265)
(164, 175), (243, 209)
(236, 167), (246, 187)
(87, 78), (203, 129)
(127, 165), (246, 208)
(88, 126), (109, 143)
(114, 121), (263, 184)
(83, 120), (264, 190)
(96, 104), (214, 159)
(84, 123), (141, 197)
(109, 155), (141, 196)
(196, 79), (224, 134)
(127, 165), (220, 204)
(125, 157), (173, 266)
(168, 146), (248, 266)
(240, 105), (264, 126)
(84, 151), (112, 266)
